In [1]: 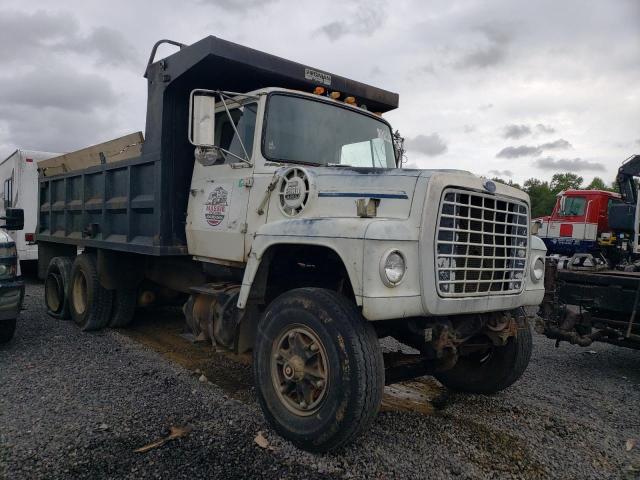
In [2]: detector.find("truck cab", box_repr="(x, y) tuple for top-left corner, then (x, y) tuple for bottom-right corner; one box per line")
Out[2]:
(533, 189), (624, 256)
(186, 86), (545, 320)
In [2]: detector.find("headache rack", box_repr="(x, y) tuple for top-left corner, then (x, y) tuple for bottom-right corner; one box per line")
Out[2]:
(435, 188), (529, 297)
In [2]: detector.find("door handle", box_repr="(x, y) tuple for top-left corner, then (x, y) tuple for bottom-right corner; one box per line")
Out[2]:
(190, 188), (203, 197)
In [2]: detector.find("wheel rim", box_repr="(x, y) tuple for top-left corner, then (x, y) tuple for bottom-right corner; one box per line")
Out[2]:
(72, 271), (88, 315)
(270, 324), (329, 416)
(45, 272), (62, 313)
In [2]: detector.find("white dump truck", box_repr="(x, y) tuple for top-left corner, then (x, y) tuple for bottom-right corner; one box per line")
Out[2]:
(37, 36), (546, 451)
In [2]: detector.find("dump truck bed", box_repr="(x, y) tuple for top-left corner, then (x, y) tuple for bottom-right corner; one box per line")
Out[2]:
(36, 36), (399, 256)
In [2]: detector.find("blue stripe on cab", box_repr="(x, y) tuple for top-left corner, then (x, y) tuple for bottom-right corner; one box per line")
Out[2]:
(318, 192), (408, 199)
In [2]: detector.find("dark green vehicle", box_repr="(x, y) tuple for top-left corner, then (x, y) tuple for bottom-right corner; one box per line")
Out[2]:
(0, 209), (25, 344)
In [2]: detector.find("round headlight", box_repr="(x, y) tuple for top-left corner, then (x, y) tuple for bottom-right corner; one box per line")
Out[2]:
(381, 250), (406, 286)
(0, 264), (8, 276)
(531, 257), (545, 283)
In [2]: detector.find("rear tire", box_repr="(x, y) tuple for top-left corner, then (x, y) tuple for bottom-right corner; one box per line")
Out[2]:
(109, 288), (137, 328)
(0, 319), (16, 344)
(254, 288), (384, 452)
(45, 257), (73, 319)
(69, 253), (113, 331)
(435, 320), (533, 394)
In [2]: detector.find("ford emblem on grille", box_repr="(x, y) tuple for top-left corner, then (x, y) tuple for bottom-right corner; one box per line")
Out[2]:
(483, 179), (497, 193)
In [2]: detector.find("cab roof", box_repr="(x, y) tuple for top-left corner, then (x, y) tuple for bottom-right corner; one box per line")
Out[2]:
(559, 189), (621, 198)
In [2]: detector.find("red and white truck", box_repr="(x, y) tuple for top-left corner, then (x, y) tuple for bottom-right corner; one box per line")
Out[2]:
(533, 189), (624, 257)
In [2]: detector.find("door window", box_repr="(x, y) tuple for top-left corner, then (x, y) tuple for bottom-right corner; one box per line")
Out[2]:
(3, 178), (12, 207)
(212, 103), (257, 165)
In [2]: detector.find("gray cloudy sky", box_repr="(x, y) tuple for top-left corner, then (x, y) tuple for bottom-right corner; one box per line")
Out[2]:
(0, 0), (638, 186)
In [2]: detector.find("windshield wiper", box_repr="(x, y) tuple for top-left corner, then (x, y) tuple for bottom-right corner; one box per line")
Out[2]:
(276, 159), (320, 167)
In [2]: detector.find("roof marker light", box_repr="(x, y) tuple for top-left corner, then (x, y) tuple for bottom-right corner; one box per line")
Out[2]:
(313, 86), (326, 95)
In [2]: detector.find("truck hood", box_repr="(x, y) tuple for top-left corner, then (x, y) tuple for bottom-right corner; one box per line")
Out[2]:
(282, 166), (474, 220)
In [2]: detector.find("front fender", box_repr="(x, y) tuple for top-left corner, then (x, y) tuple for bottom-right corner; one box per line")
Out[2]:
(237, 218), (375, 309)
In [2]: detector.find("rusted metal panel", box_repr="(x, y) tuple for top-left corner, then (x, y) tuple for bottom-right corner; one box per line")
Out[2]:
(38, 132), (144, 177)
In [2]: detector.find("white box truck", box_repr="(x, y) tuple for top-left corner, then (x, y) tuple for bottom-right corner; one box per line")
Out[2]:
(0, 149), (60, 268)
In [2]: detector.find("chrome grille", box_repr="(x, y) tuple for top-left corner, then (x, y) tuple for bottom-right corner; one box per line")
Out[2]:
(436, 188), (529, 297)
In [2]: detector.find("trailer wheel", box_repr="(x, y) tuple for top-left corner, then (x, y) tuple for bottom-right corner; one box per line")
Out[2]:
(0, 319), (16, 344)
(45, 256), (73, 319)
(254, 288), (384, 452)
(69, 253), (113, 331)
(109, 288), (137, 328)
(435, 319), (533, 394)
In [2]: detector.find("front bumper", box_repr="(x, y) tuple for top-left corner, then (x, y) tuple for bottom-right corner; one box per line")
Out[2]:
(0, 279), (25, 321)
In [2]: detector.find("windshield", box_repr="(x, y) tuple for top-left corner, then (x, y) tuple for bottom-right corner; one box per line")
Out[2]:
(559, 196), (586, 216)
(263, 94), (396, 168)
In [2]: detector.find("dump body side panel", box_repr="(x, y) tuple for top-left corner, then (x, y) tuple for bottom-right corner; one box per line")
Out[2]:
(36, 153), (188, 256)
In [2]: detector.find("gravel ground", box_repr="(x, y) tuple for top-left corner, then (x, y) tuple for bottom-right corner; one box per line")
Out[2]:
(1, 280), (639, 479)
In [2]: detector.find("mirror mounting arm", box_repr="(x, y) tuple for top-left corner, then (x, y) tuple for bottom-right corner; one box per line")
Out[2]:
(195, 146), (252, 168)
(217, 92), (252, 166)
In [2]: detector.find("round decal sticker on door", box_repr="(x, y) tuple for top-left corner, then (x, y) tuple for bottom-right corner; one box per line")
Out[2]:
(204, 185), (229, 227)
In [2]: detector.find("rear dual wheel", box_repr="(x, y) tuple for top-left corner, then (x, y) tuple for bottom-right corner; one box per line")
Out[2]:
(60, 253), (137, 331)
(45, 257), (73, 319)
(69, 253), (113, 331)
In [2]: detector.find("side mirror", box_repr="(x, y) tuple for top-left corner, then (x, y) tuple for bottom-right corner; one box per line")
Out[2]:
(3, 208), (24, 231)
(188, 90), (217, 147)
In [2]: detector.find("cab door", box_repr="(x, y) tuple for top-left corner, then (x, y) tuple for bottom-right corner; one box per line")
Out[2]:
(186, 102), (258, 263)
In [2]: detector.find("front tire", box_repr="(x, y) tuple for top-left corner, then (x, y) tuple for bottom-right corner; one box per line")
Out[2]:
(435, 319), (533, 394)
(0, 319), (16, 343)
(69, 253), (113, 331)
(254, 288), (384, 452)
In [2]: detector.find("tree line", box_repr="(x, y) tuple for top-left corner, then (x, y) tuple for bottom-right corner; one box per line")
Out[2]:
(492, 173), (617, 218)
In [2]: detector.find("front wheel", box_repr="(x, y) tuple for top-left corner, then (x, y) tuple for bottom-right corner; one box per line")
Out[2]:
(254, 288), (384, 452)
(435, 319), (533, 394)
